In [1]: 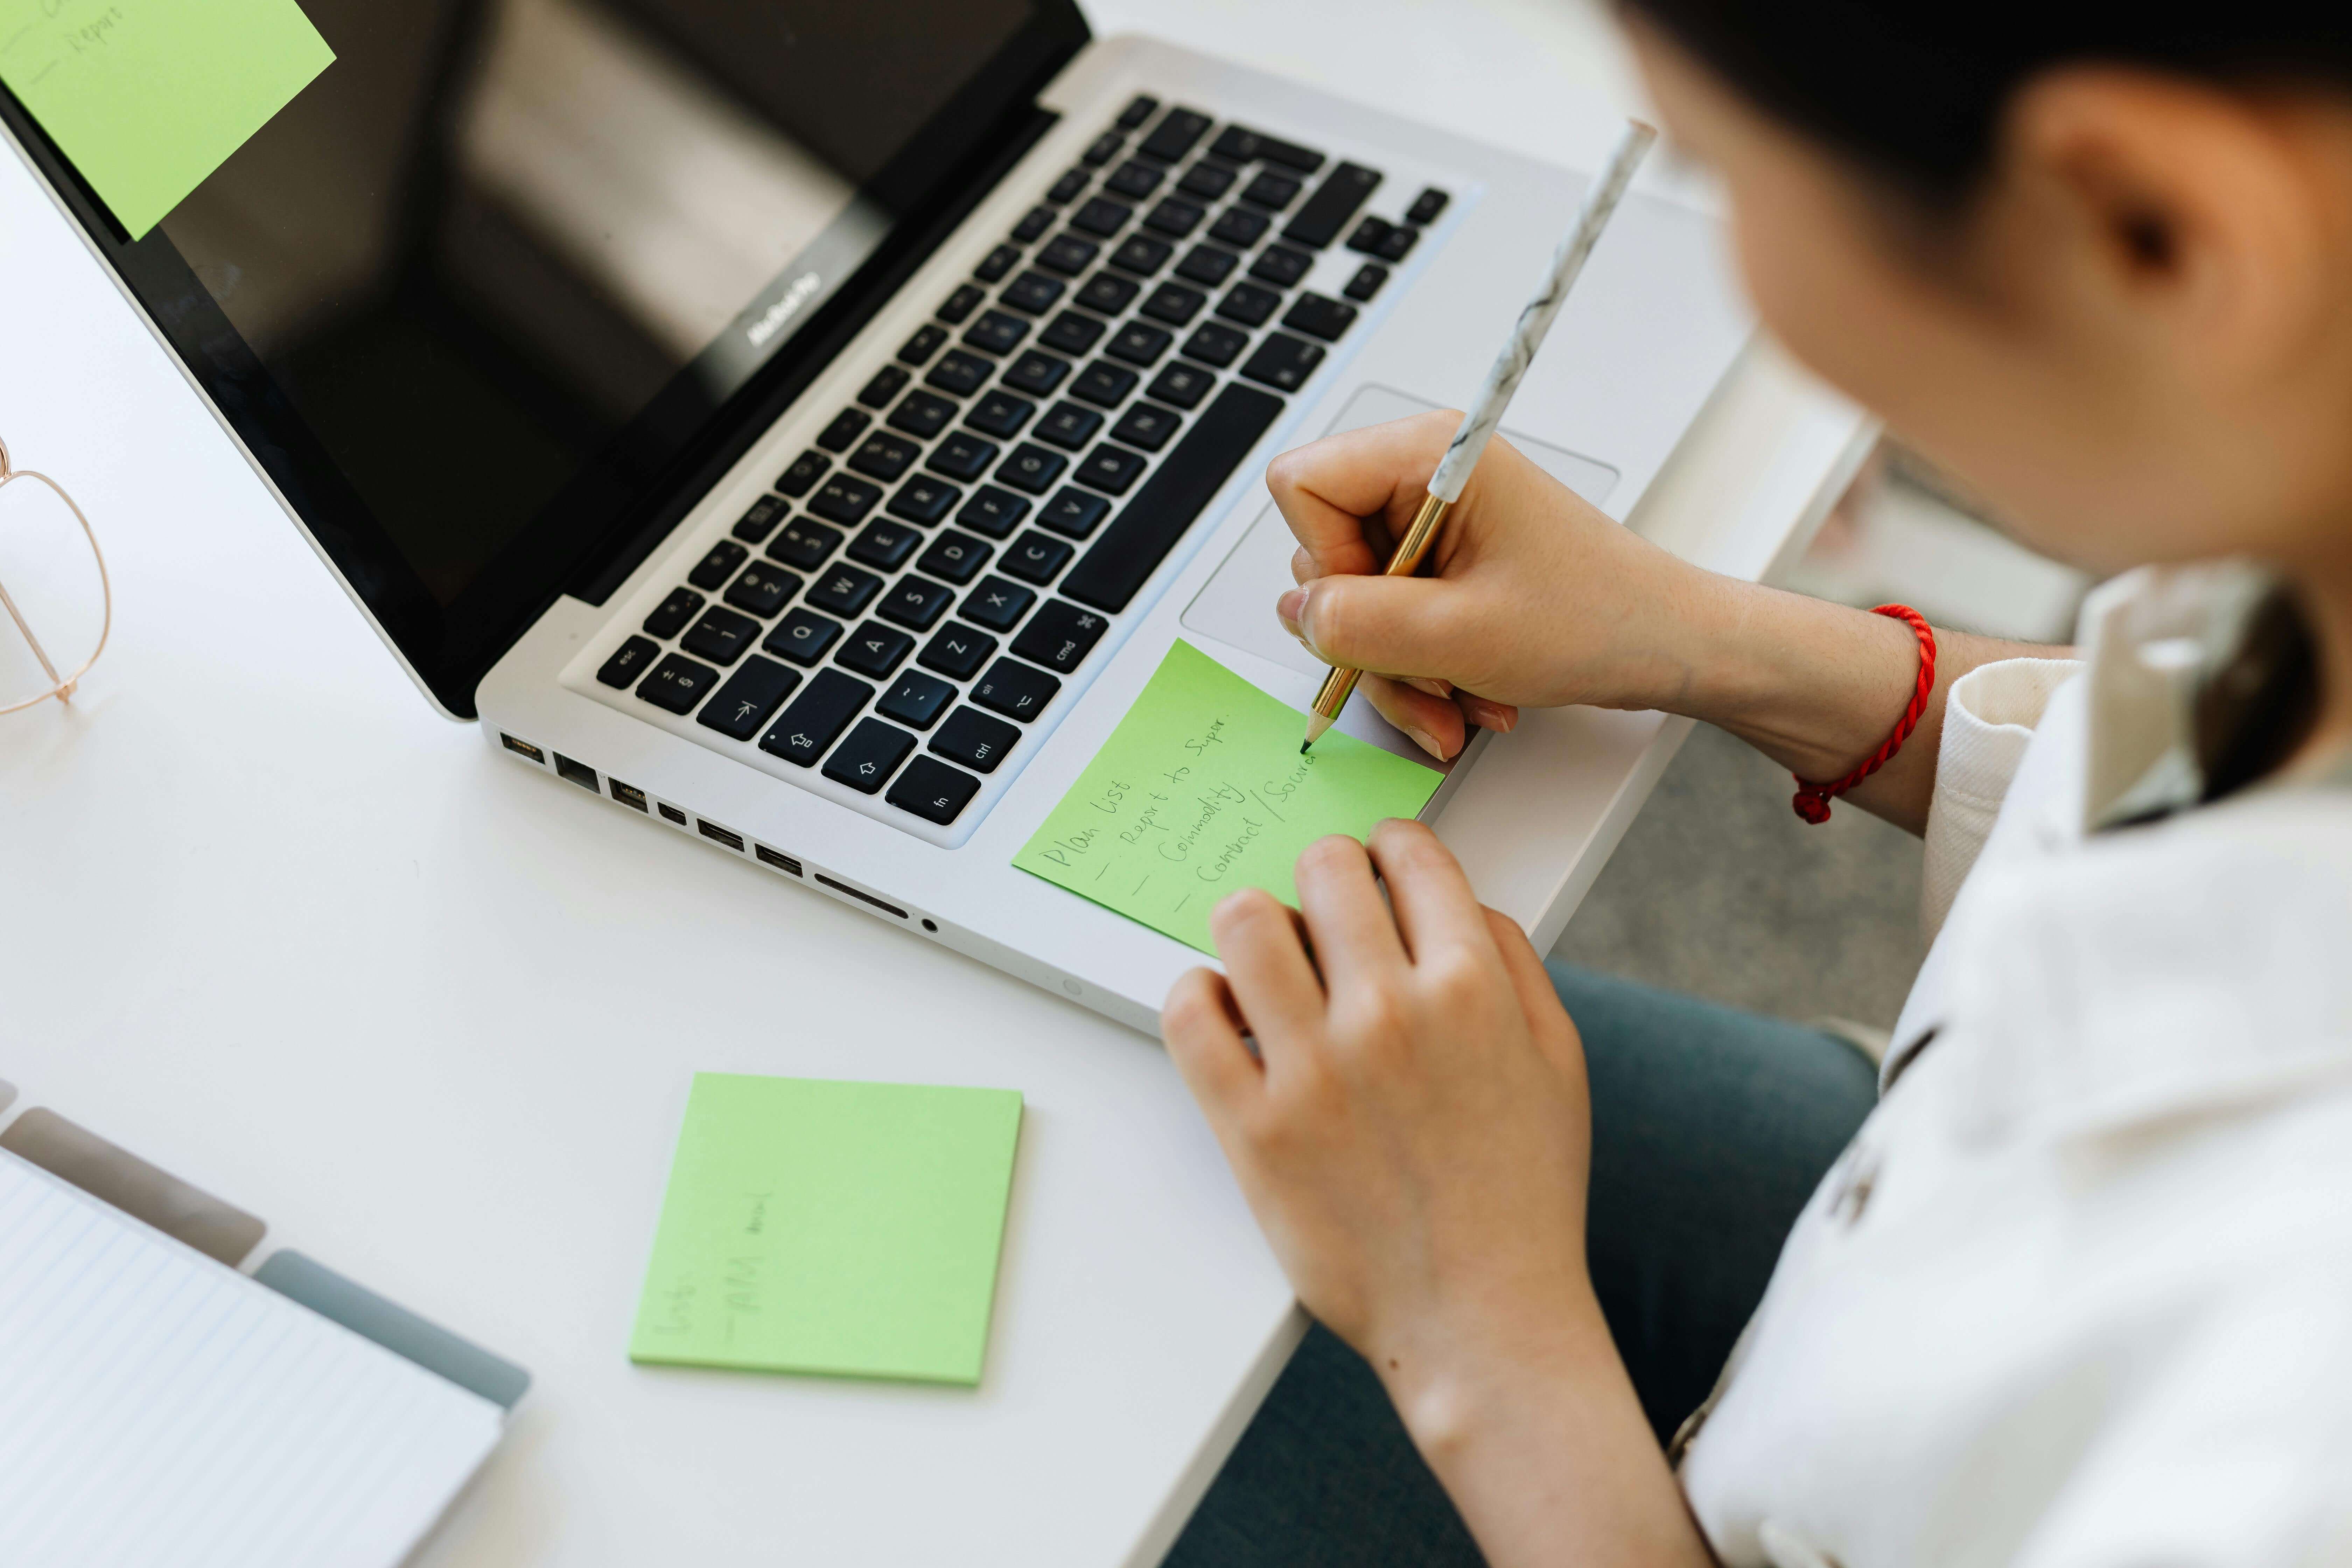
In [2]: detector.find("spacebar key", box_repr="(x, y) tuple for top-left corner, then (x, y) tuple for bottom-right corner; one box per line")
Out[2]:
(1061, 382), (1284, 612)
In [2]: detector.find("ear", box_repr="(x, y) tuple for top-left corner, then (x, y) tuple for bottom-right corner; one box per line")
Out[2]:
(2001, 69), (2335, 374)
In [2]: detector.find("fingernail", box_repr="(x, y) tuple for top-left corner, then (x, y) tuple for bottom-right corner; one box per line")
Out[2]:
(1275, 587), (1306, 632)
(1405, 726), (1451, 761)
(1465, 699), (1515, 732)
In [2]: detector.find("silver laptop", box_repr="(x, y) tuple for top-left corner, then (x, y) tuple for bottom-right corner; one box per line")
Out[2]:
(4, 1), (1747, 1031)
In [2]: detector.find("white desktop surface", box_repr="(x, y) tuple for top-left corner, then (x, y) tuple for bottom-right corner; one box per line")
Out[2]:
(0, 4), (1865, 1564)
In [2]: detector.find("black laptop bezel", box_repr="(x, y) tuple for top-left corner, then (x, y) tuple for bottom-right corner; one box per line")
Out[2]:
(0, 0), (1090, 718)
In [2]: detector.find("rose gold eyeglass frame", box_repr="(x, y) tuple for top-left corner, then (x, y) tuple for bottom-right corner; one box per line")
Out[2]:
(0, 435), (111, 715)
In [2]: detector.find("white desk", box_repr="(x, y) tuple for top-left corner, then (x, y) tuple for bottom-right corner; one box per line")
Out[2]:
(0, 4), (1866, 1563)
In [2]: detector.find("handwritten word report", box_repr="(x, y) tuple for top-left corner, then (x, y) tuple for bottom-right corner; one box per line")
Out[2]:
(1015, 640), (1443, 955)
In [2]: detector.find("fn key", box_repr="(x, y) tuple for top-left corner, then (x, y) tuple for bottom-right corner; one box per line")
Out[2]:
(887, 756), (983, 825)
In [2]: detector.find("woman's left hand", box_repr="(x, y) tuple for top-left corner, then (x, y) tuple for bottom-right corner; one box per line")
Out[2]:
(1161, 819), (1597, 1412)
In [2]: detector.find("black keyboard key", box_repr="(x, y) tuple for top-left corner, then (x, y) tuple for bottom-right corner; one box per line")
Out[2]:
(1241, 170), (1302, 210)
(1002, 530), (1073, 584)
(639, 653), (721, 714)
(725, 561), (801, 616)
(961, 576), (1036, 631)
(1004, 349), (1073, 396)
(1038, 232), (1099, 275)
(824, 719), (917, 793)
(1182, 321), (1250, 368)
(1116, 94), (1159, 131)
(645, 585), (705, 638)
(808, 562), (884, 617)
(1343, 261), (1389, 302)
(975, 244), (1020, 283)
(1039, 311), (1106, 357)
(1140, 282), (1206, 326)
(1146, 362), (1213, 410)
(689, 539), (748, 590)
(889, 474), (962, 525)
(1143, 198), (1205, 238)
(837, 621), (916, 678)
(1011, 205), (1055, 243)
(1346, 216), (1393, 255)
(1139, 106), (1212, 163)
(682, 605), (760, 665)
(1209, 206), (1269, 248)
(1209, 124), (1325, 173)
(1063, 381), (1284, 612)
(808, 473), (884, 526)
(919, 623), (999, 680)
(848, 431), (919, 482)
(928, 431), (1000, 482)
(1110, 234), (1174, 274)
(1178, 162), (1236, 200)
(1105, 159), (1164, 200)
(1112, 401), (1183, 451)
(1072, 360), (1140, 407)
(899, 323), (948, 364)
(1176, 244), (1240, 287)
(1075, 442), (1149, 495)
(764, 608), (842, 665)
(1106, 321), (1173, 365)
(916, 528), (992, 584)
(859, 364), (911, 407)
(963, 309), (1029, 356)
(816, 409), (870, 452)
(1046, 167), (1090, 204)
(1283, 292), (1358, 342)
(924, 350), (994, 398)
(768, 518), (842, 570)
(997, 443), (1068, 494)
(848, 519), (921, 570)
(761, 671), (872, 766)
(957, 486), (1030, 539)
(1037, 401), (1104, 450)
(966, 390), (1036, 439)
(1082, 131), (1124, 166)
(890, 392), (959, 443)
(1040, 486), (1111, 539)
(877, 575), (957, 632)
(1373, 224), (1419, 262)
(1250, 244), (1313, 287)
(972, 658), (1062, 722)
(1072, 197), (1132, 237)
(1285, 162), (1383, 248)
(1011, 598), (1111, 674)
(1240, 331), (1326, 392)
(888, 756), (983, 825)
(778, 449), (829, 495)
(1076, 272), (1140, 314)
(931, 706), (1021, 773)
(938, 283), (987, 323)
(1217, 283), (1281, 327)
(877, 670), (957, 730)
(697, 656), (801, 741)
(1002, 270), (1066, 316)
(597, 635), (660, 688)
(1406, 187), (1450, 225)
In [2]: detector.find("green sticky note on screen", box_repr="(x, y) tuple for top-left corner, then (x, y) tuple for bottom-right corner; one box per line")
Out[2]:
(630, 1073), (1023, 1386)
(1015, 640), (1445, 955)
(0, 0), (334, 240)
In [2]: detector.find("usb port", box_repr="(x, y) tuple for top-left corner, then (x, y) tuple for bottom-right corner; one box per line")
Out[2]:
(609, 779), (649, 812)
(755, 845), (803, 876)
(500, 734), (546, 764)
(554, 753), (599, 792)
(658, 802), (687, 825)
(698, 820), (745, 853)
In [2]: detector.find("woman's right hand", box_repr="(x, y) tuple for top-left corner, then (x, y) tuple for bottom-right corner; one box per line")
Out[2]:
(1270, 410), (1729, 760)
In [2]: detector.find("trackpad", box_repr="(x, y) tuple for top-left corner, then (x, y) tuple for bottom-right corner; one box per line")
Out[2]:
(1181, 385), (1619, 676)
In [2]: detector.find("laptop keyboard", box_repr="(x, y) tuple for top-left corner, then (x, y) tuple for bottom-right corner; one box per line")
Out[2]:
(594, 95), (1451, 830)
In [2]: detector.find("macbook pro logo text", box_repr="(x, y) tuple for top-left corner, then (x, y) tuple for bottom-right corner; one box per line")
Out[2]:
(745, 272), (823, 348)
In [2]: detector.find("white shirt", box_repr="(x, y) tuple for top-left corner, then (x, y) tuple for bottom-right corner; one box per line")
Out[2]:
(1678, 566), (2352, 1568)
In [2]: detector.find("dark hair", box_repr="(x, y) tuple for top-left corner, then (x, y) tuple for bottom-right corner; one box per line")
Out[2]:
(1619, 3), (2352, 203)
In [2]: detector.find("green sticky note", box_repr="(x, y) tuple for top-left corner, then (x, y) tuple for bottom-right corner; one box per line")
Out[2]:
(629, 1073), (1022, 1386)
(0, 0), (334, 240)
(1015, 640), (1445, 955)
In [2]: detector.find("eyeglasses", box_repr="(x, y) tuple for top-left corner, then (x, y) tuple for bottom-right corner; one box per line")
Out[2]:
(0, 435), (111, 715)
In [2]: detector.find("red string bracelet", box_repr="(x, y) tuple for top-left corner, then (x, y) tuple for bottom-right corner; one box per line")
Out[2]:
(1790, 604), (1937, 825)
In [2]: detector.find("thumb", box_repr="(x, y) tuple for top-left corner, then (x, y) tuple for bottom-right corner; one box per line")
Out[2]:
(1291, 573), (1469, 678)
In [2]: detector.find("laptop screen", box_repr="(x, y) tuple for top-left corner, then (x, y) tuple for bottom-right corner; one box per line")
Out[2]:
(1, 0), (1083, 712)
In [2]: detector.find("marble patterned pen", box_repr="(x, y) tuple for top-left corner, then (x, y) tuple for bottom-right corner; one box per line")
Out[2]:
(1301, 119), (1658, 751)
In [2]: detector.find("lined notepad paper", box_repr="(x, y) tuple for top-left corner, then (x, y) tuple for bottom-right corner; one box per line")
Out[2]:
(0, 1150), (504, 1568)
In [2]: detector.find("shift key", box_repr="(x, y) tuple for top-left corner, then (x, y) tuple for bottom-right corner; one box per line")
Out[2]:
(759, 670), (874, 766)
(1283, 162), (1382, 249)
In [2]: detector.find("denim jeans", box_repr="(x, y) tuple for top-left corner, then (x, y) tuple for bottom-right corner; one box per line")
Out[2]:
(1163, 963), (1882, 1568)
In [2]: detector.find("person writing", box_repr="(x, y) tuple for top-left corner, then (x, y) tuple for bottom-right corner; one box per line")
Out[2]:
(1163, 5), (2352, 1564)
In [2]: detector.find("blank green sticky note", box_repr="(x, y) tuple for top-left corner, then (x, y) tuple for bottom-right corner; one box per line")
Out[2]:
(1016, 640), (1444, 955)
(0, 0), (334, 240)
(629, 1073), (1023, 1386)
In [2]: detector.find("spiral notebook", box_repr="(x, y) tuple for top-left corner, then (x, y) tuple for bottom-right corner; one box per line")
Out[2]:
(0, 1148), (506, 1568)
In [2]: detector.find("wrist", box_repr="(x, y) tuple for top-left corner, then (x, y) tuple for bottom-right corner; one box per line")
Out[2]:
(1371, 1281), (1618, 1464)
